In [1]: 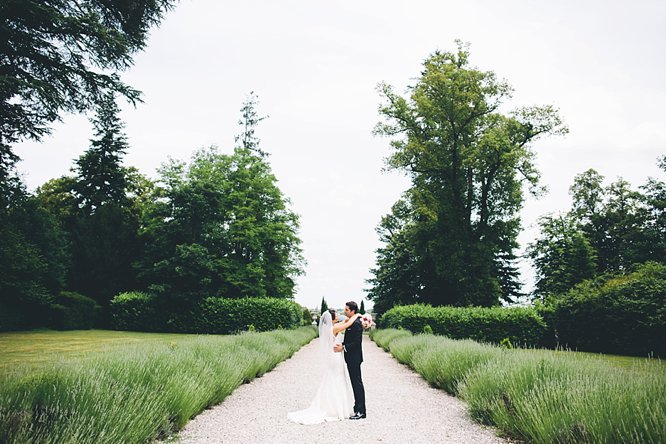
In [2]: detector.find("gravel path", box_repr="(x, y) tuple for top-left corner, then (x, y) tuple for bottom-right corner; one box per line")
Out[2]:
(168, 335), (509, 444)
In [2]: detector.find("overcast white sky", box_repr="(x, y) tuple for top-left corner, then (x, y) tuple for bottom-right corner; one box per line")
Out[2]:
(14, 0), (666, 311)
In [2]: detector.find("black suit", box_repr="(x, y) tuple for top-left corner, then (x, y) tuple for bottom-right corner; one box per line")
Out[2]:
(343, 317), (365, 415)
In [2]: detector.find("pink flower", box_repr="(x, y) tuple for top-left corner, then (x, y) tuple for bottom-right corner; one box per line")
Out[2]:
(360, 313), (373, 330)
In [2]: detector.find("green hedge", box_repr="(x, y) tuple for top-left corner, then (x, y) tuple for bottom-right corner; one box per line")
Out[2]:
(195, 297), (303, 334)
(110, 292), (160, 332)
(110, 293), (304, 334)
(549, 261), (666, 357)
(50, 292), (99, 330)
(380, 304), (547, 347)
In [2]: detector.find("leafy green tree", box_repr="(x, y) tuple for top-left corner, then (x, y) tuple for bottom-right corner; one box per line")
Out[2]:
(137, 97), (303, 310)
(0, 0), (175, 185)
(527, 214), (597, 301)
(359, 300), (366, 314)
(0, 188), (69, 330)
(569, 166), (662, 275)
(531, 159), (665, 301)
(369, 43), (567, 310)
(640, 156), (666, 263)
(366, 199), (422, 316)
(320, 297), (329, 314)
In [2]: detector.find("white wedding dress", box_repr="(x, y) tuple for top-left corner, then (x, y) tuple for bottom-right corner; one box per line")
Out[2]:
(288, 312), (355, 424)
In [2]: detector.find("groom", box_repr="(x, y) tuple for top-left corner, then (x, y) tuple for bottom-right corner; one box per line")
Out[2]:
(334, 301), (366, 420)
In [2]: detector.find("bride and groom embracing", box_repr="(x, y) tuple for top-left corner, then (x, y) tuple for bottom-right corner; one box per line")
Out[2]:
(288, 301), (367, 424)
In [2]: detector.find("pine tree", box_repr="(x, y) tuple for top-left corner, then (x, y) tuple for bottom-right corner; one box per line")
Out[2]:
(75, 93), (129, 213)
(360, 300), (366, 314)
(320, 297), (329, 314)
(69, 93), (140, 305)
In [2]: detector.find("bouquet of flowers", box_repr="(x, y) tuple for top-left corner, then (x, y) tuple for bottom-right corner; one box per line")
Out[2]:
(359, 313), (373, 330)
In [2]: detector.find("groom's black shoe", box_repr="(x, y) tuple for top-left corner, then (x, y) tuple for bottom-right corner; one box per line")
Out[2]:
(349, 412), (366, 420)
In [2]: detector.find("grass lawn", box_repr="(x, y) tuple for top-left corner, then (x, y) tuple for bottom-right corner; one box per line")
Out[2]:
(0, 329), (203, 371)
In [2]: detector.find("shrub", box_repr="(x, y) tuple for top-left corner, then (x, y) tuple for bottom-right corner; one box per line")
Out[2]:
(369, 328), (412, 351)
(302, 306), (314, 326)
(110, 292), (160, 332)
(550, 261), (666, 357)
(380, 304), (547, 347)
(374, 329), (666, 443)
(195, 297), (303, 334)
(50, 291), (99, 330)
(458, 348), (666, 443)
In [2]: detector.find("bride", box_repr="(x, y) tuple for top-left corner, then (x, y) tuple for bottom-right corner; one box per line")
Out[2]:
(288, 309), (360, 424)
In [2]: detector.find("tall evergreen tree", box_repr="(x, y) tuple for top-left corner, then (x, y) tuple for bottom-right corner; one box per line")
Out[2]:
(75, 93), (129, 212)
(68, 94), (140, 306)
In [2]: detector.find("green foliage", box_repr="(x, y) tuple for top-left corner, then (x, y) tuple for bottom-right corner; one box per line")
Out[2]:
(66, 94), (141, 306)
(527, 214), (597, 300)
(320, 297), (328, 314)
(137, 140), (303, 307)
(110, 292), (159, 332)
(196, 297), (304, 334)
(368, 42), (567, 312)
(0, 193), (68, 331)
(459, 348), (666, 443)
(548, 262), (666, 357)
(49, 292), (99, 330)
(368, 328), (412, 352)
(374, 330), (666, 444)
(532, 162), (666, 302)
(380, 304), (547, 347)
(301, 306), (314, 326)
(0, 327), (317, 444)
(0, 0), (175, 160)
(359, 299), (366, 314)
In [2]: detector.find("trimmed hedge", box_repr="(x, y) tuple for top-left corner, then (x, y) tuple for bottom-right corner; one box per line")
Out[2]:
(110, 292), (160, 332)
(380, 304), (547, 347)
(110, 293), (304, 334)
(195, 297), (303, 334)
(50, 291), (99, 330)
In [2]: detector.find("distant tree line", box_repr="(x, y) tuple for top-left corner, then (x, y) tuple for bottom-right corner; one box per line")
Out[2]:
(0, 92), (304, 331)
(528, 163), (665, 300)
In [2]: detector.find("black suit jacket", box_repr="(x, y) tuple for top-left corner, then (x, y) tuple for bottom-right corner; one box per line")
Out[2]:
(343, 318), (363, 364)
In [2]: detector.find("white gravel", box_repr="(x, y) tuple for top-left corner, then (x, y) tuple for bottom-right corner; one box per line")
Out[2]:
(166, 335), (509, 444)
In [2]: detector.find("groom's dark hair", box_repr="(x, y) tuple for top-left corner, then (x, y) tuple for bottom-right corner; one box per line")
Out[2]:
(346, 301), (359, 314)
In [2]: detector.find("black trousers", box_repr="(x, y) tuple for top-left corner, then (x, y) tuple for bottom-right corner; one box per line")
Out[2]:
(346, 361), (366, 414)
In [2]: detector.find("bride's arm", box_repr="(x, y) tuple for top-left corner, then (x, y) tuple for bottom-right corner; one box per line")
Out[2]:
(332, 314), (360, 335)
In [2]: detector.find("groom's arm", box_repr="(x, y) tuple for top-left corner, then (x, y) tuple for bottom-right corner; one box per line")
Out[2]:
(343, 321), (362, 353)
